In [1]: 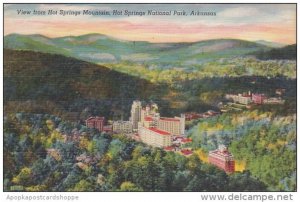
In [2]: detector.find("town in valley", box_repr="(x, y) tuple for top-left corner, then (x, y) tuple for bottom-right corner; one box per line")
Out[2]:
(84, 89), (286, 174)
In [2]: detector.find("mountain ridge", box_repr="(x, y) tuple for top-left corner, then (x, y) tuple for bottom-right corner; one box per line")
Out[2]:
(4, 33), (272, 69)
(5, 33), (285, 46)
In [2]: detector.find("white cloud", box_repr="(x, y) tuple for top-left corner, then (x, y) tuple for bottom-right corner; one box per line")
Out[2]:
(219, 6), (262, 18)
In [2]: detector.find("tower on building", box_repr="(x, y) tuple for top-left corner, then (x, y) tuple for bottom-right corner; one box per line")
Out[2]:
(130, 100), (142, 131)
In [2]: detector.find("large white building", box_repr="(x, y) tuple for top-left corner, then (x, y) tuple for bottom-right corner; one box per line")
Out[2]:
(225, 93), (252, 105)
(133, 100), (186, 147)
(112, 121), (133, 134)
(130, 100), (142, 131)
(139, 126), (172, 147)
(157, 115), (185, 136)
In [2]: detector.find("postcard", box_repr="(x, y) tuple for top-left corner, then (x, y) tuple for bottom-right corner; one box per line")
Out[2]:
(2, 2), (297, 200)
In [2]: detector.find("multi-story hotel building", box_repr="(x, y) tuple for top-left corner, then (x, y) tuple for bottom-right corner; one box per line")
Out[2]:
(112, 121), (133, 134)
(141, 103), (160, 127)
(157, 115), (185, 136)
(130, 100), (142, 131)
(86, 116), (105, 132)
(208, 145), (235, 173)
(225, 93), (252, 105)
(139, 126), (172, 147)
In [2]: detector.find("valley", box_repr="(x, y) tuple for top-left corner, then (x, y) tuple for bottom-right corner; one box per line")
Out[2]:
(3, 33), (297, 192)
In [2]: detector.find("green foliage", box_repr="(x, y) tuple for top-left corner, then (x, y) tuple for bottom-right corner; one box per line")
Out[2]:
(188, 110), (296, 191)
(253, 44), (296, 60)
(4, 113), (268, 191)
(227, 171), (267, 191)
(12, 167), (32, 186)
(69, 180), (93, 191)
(119, 181), (142, 191)
(4, 49), (165, 120)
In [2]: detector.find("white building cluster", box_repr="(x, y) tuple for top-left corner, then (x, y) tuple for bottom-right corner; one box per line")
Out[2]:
(112, 121), (133, 134)
(129, 100), (185, 147)
(225, 92), (252, 105)
(225, 91), (285, 105)
(111, 100), (186, 148)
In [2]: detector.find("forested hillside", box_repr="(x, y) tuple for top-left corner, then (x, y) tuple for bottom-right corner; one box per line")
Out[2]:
(253, 44), (296, 60)
(188, 110), (296, 191)
(4, 113), (267, 191)
(4, 49), (167, 120)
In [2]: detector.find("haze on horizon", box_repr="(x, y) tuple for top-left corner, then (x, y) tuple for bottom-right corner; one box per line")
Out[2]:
(4, 4), (296, 44)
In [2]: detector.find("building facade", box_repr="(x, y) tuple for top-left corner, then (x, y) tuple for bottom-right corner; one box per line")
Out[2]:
(86, 116), (105, 132)
(139, 126), (172, 147)
(208, 145), (235, 173)
(225, 93), (252, 105)
(130, 100), (142, 131)
(112, 121), (133, 134)
(263, 97), (285, 104)
(252, 93), (267, 104)
(157, 115), (185, 136)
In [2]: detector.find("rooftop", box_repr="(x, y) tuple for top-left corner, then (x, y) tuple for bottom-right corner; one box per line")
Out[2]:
(159, 117), (180, 122)
(113, 120), (131, 123)
(241, 94), (252, 98)
(148, 127), (171, 135)
(252, 93), (266, 96)
(144, 116), (154, 121)
(181, 149), (193, 156)
(86, 116), (105, 121)
(181, 138), (193, 143)
(209, 149), (234, 158)
(164, 146), (174, 151)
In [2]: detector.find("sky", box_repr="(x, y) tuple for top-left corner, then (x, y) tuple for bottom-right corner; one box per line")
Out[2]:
(4, 4), (296, 44)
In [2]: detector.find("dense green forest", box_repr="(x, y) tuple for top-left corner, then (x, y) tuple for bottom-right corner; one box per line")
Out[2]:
(4, 113), (267, 191)
(253, 44), (297, 60)
(188, 110), (296, 191)
(106, 57), (296, 80)
(4, 49), (168, 120)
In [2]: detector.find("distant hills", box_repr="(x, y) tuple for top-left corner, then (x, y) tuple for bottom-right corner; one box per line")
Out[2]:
(4, 33), (275, 68)
(253, 44), (296, 60)
(255, 40), (285, 48)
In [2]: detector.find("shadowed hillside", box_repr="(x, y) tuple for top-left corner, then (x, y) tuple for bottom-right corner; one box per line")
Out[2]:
(253, 44), (296, 60)
(4, 49), (167, 120)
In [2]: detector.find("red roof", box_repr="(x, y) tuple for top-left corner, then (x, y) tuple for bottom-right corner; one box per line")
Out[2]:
(252, 93), (266, 97)
(181, 149), (193, 155)
(209, 150), (233, 158)
(164, 146), (174, 151)
(160, 117), (180, 122)
(148, 127), (170, 135)
(144, 116), (153, 121)
(181, 138), (192, 143)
